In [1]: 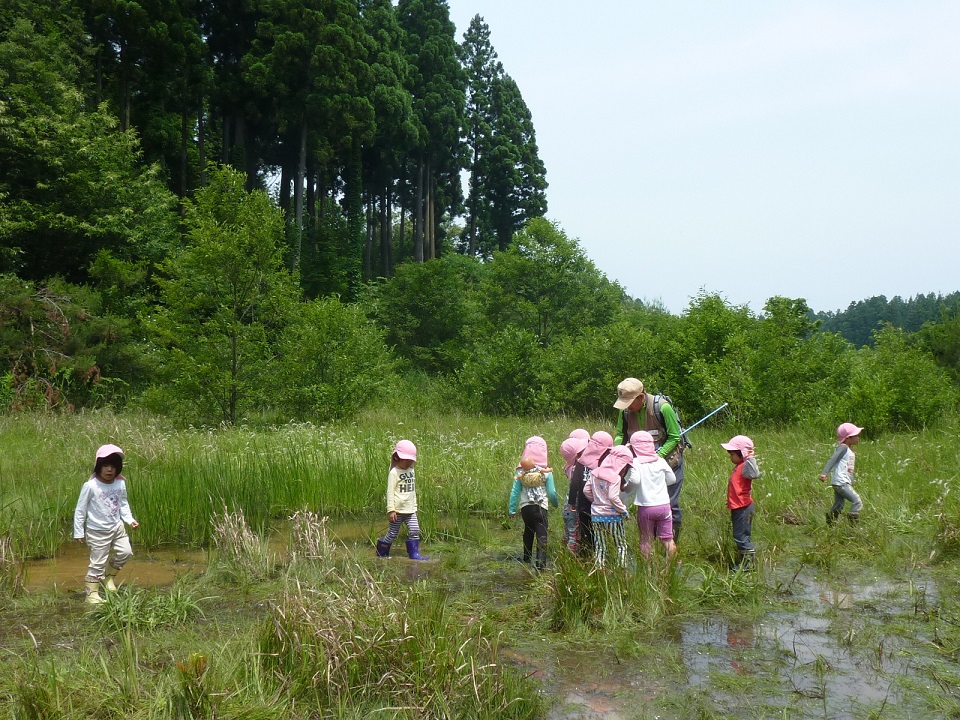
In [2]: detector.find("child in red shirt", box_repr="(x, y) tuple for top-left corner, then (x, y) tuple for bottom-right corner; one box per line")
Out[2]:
(721, 435), (760, 570)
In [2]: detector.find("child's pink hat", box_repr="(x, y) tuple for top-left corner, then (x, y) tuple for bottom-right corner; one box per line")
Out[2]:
(568, 428), (590, 441)
(721, 435), (754, 454)
(592, 445), (634, 485)
(96, 444), (124, 460)
(599, 445), (634, 475)
(394, 439), (417, 461)
(522, 436), (549, 466)
(579, 431), (613, 470)
(836, 423), (863, 442)
(560, 436), (589, 476)
(629, 431), (659, 464)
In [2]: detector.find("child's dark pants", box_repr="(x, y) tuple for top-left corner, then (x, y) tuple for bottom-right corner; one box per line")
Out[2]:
(731, 502), (755, 553)
(520, 504), (548, 569)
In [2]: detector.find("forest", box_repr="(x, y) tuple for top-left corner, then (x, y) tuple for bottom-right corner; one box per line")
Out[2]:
(3, 0), (960, 432)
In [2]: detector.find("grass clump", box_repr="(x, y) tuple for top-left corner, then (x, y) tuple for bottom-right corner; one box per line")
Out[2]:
(547, 550), (683, 633)
(0, 533), (24, 597)
(209, 506), (276, 585)
(259, 564), (545, 719)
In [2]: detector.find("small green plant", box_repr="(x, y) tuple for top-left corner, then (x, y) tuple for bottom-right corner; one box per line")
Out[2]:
(547, 551), (683, 632)
(93, 580), (205, 634)
(168, 652), (213, 719)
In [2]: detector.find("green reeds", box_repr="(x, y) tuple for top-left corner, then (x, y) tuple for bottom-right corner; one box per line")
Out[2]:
(547, 549), (685, 633)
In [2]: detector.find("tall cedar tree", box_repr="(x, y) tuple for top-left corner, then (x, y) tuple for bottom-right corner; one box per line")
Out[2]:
(459, 15), (547, 256)
(359, 0), (418, 279)
(397, 0), (466, 262)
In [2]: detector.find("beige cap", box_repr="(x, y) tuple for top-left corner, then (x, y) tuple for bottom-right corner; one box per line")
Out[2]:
(613, 377), (644, 410)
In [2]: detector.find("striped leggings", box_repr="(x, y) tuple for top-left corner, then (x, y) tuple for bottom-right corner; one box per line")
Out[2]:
(382, 512), (421, 542)
(592, 517), (628, 568)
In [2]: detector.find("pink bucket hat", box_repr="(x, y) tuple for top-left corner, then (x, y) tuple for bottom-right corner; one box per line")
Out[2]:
(836, 423), (863, 442)
(394, 439), (417, 461)
(613, 377), (644, 410)
(721, 435), (754, 457)
(522, 436), (549, 467)
(568, 428), (590, 441)
(629, 431), (659, 464)
(579, 431), (613, 470)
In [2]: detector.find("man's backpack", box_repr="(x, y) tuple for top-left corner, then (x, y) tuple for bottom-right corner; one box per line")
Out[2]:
(652, 394), (693, 466)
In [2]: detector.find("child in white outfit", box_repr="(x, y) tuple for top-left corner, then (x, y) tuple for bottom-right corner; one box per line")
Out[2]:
(820, 422), (864, 525)
(73, 444), (139, 604)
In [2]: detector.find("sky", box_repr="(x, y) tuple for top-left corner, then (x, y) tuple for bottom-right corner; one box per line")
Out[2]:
(445, 1), (960, 315)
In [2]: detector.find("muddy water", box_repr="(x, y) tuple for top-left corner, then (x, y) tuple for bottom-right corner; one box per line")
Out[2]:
(25, 541), (208, 591)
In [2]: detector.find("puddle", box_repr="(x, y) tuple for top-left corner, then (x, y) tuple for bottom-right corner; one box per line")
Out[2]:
(25, 541), (207, 591)
(678, 570), (935, 719)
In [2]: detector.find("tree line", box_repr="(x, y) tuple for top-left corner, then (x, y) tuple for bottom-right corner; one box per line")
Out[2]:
(813, 292), (960, 348)
(2, 1), (959, 432)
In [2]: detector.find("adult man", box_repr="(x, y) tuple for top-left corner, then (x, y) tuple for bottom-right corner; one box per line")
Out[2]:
(613, 377), (686, 542)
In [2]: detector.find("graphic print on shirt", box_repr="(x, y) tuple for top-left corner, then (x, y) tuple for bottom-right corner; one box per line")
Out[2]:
(97, 484), (122, 519)
(397, 469), (415, 494)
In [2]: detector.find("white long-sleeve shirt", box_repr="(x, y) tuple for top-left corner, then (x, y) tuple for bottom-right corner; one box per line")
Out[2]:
(73, 476), (136, 538)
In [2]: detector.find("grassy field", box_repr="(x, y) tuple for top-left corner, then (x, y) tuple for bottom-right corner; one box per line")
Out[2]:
(1, 410), (959, 718)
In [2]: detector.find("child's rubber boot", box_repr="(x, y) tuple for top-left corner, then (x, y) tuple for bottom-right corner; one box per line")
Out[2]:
(405, 539), (429, 561)
(846, 513), (860, 524)
(672, 524), (682, 543)
(825, 511), (840, 526)
(85, 581), (105, 605)
(103, 564), (120, 592)
(375, 539), (391, 558)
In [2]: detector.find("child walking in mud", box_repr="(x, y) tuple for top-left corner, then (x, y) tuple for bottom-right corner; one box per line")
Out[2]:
(819, 422), (864, 525)
(376, 439), (429, 560)
(509, 436), (559, 571)
(722, 435), (760, 570)
(560, 429), (589, 553)
(625, 431), (678, 561)
(584, 445), (633, 568)
(575, 430), (614, 558)
(73, 444), (139, 604)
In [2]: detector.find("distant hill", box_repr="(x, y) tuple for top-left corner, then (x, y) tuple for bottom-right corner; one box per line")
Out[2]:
(811, 292), (960, 347)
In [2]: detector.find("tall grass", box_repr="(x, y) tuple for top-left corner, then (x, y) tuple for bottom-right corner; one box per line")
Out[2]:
(3, 409), (959, 583)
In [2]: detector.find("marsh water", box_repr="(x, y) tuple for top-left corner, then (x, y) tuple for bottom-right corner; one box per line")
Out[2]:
(25, 523), (947, 720)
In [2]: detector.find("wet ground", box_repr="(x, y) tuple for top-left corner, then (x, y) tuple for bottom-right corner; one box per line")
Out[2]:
(22, 532), (952, 720)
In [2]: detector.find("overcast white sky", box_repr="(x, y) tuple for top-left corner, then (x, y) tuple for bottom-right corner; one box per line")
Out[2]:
(446, 1), (960, 315)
